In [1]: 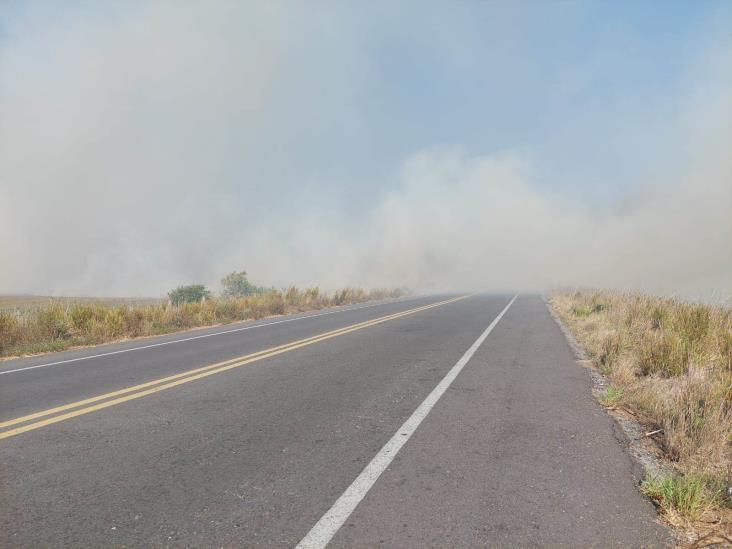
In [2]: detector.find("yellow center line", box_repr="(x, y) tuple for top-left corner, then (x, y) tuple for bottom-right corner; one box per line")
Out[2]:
(0, 295), (469, 440)
(0, 299), (449, 429)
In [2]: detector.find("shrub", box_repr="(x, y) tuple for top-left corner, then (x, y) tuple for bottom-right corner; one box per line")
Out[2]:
(221, 271), (265, 298)
(168, 284), (211, 306)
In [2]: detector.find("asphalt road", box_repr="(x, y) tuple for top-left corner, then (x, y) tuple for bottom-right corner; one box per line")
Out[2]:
(0, 294), (669, 547)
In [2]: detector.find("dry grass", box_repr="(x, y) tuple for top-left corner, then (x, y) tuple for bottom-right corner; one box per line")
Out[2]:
(0, 294), (162, 312)
(0, 287), (407, 359)
(551, 289), (731, 530)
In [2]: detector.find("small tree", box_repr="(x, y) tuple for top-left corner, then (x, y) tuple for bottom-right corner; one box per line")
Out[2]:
(168, 284), (211, 306)
(221, 270), (264, 298)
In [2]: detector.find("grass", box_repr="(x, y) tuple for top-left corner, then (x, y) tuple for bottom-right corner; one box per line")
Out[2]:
(550, 289), (731, 527)
(0, 294), (162, 312)
(0, 286), (408, 359)
(600, 385), (625, 407)
(642, 473), (726, 522)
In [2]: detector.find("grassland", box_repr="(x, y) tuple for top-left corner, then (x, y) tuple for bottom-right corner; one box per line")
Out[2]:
(0, 294), (162, 311)
(551, 290), (731, 536)
(0, 287), (407, 359)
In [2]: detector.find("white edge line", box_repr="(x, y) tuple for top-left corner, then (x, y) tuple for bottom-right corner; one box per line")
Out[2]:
(0, 296), (424, 376)
(295, 294), (518, 549)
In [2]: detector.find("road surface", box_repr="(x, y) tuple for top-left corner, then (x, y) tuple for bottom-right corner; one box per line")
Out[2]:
(0, 294), (669, 547)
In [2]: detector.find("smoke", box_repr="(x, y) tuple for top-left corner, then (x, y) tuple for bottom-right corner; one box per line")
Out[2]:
(246, 133), (732, 299)
(0, 2), (730, 299)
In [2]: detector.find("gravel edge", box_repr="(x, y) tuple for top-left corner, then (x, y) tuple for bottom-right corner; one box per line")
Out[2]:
(544, 297), (669, 476)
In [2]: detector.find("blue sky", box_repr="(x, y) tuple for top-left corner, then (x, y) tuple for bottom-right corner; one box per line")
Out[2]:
(245, 1), (725, 206)
(2, 0), (720, 197)
(0, 1), (730, 295)
(212, 0), (725, 203)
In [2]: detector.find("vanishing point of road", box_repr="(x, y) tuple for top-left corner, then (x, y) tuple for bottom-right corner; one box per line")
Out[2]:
(0, 294), (669, 547)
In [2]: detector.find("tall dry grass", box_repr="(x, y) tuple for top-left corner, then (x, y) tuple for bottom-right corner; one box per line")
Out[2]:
(0, 287), (407, 359)
(551, 290), (731, 525)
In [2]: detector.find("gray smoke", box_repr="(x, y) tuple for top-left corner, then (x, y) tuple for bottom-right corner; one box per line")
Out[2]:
(1, 3), (730, 300)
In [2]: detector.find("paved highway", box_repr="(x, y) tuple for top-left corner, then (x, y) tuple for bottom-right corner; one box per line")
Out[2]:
(0, 294), (668, 547)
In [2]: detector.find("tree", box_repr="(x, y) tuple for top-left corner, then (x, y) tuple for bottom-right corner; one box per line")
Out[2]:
(221, 270), (264, 298)
(168, 284), (211, 306)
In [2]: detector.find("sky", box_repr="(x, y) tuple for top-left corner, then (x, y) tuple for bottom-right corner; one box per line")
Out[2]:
(0, 1), (730, 299)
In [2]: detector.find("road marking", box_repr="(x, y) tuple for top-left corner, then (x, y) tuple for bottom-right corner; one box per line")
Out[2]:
(0, 295), (468, 440)
(0, 296), (421, 376)
(0, 298), (450, 430)
(296, 294), (518, 549)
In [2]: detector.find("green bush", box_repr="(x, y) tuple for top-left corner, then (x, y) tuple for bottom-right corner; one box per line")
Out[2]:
(168, 284), (211, 306)
(221, 271), (265, 298)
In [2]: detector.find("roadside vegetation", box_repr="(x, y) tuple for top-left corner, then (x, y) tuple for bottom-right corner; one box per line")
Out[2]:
(0, 294), (162, 311)
(0, 271), (407, 359)
(551, 290), (731, 535)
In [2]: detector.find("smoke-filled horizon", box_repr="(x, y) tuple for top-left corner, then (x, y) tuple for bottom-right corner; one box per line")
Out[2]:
(1, 2), (730, 300)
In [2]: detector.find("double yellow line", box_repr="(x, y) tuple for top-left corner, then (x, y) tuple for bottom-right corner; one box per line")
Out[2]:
(0, 295), (468, 441)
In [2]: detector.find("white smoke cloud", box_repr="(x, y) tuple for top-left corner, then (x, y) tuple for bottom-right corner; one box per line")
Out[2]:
(0, 2), (730, 299)
(243, 129), (731, 300)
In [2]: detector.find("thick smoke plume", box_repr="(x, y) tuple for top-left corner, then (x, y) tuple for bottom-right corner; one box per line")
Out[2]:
(1, 3), (730, 299)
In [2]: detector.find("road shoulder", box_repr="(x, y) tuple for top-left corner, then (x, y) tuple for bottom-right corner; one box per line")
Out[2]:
(330, 295), (670, 547)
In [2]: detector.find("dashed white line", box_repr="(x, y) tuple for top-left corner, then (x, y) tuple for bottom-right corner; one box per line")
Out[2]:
(295, 294), (518, 549)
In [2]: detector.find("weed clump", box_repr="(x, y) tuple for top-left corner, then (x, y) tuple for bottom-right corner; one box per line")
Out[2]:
(642, 473), (726, 522)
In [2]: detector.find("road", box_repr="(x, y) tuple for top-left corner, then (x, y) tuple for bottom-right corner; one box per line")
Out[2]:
(0, 294), (669, 547)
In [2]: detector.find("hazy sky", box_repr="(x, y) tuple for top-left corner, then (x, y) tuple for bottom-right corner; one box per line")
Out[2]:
(1, 1), (730, 298)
